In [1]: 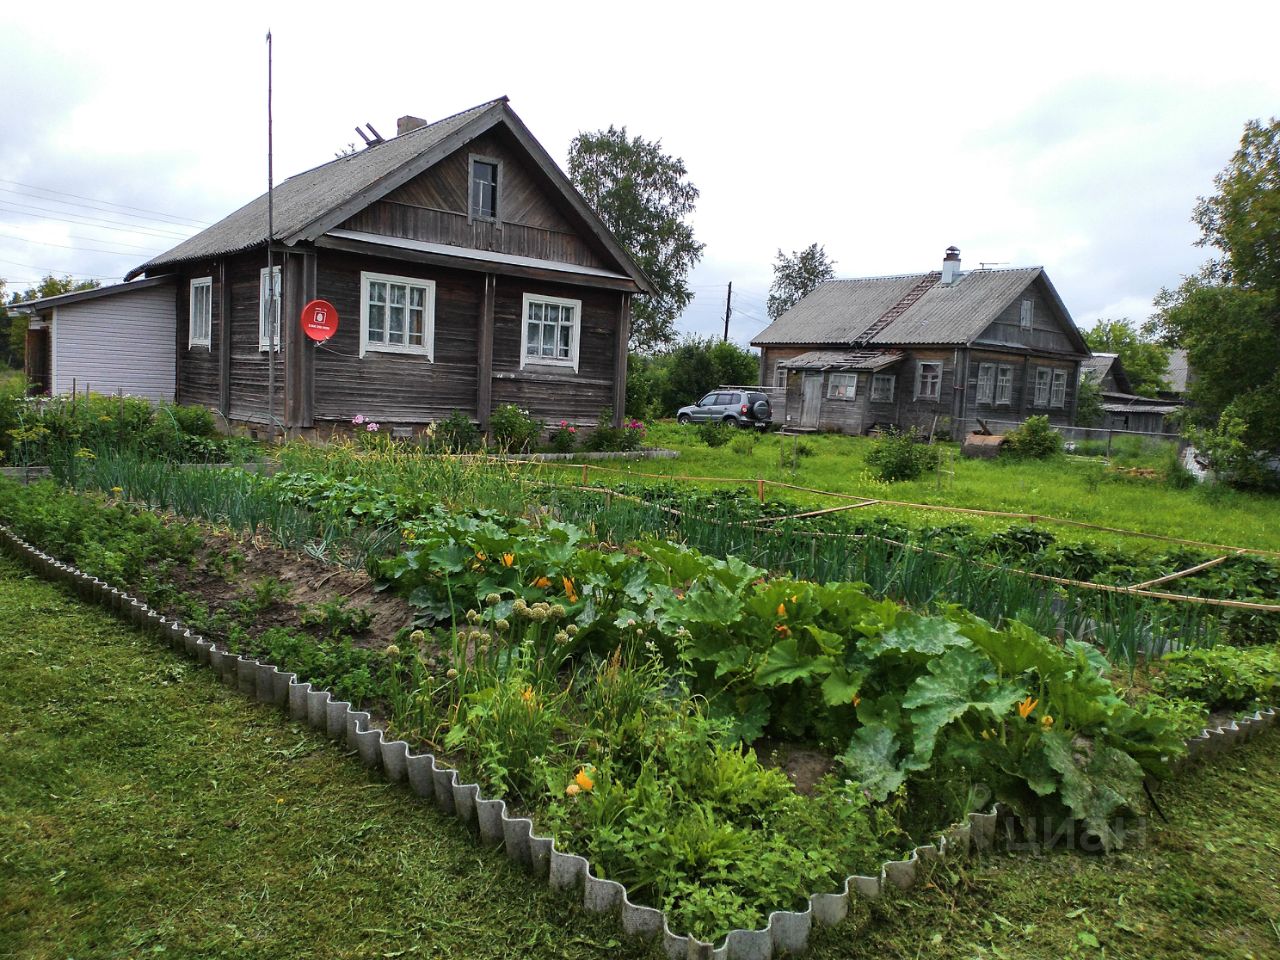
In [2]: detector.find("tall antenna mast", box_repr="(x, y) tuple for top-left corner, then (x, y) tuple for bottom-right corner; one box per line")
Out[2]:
(265, 29), (277, 443)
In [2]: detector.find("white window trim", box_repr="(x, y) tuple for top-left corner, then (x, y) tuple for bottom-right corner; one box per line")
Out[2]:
(995, 365), (1013, 405)
(519, 292), (582, 373)
(914, 361), (942, 401)
(870, 373), (895, 403)
(827, 372), (858, 400)
(359, 271), (436, 360)
(189, 276), (212, 349)
(775, 361), (789, 390)
(1050, 368), (1067, 409)
(1020, 299), (1034, 330)
(1033, 366), (1052, 407)
(975, 362), (995, 404)
(258, 265), (281, 352)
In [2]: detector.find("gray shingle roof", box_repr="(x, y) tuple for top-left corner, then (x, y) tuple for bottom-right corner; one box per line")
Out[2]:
(780, 349), (903, 371)
(753, 266), (1086, 352)
(1165, 348), (1192, 393)
(125, 99), (504, 280)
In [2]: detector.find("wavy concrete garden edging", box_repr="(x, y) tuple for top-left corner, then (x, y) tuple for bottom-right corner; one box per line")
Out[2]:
(1, 524), (1275, 960)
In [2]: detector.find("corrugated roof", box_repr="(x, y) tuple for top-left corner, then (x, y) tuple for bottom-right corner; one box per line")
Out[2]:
(751, 274), (927, 344)
(11, 275), (174, 313)
(867, 267), (1042, 344)
(1165, 348), (1192, 393)
(126, 100), (503, 280)
(753, 265), (1088, 353)
(780, 349), (903, 371)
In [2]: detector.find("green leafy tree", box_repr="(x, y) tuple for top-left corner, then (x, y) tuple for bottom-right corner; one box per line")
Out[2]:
(1074, 374), (1105, 427)
(636, 337), (760, 416)
(567, 127), (704, 351)
(1082, 319), (1169, 396)
(1149, 117), (1280, 475)
(767, 243), (836, 319)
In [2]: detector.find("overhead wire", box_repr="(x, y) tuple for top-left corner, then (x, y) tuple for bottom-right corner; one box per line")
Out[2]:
(0, 230), (157, 257)
(0, 178), (211, 228)
(0, 199), (193, 240)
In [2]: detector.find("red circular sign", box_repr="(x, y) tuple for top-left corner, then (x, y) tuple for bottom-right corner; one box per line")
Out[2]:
(301, 299), (339, 342)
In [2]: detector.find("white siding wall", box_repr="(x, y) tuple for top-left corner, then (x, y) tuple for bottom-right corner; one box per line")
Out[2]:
(52, 285), (176, 400)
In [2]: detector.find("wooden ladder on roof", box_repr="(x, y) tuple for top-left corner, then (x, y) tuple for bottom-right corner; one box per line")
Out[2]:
(852, 272), (941, 345)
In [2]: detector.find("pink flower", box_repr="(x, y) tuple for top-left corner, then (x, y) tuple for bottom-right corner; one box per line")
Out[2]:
(352, 414), (366, 425)
(559, 420), (568, 427)
(568, 426), (576, 433)
(366, 422), (379, 432)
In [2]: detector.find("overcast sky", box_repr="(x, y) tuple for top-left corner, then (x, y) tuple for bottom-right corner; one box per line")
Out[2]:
(3, 1), (1278, 347)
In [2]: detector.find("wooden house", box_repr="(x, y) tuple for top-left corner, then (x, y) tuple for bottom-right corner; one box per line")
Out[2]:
(1079, 352), (1180, 435)
(19, 98), (651, 435)
(751, 248), (1090, 437)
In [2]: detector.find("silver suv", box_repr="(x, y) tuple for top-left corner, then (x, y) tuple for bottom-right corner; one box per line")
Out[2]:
(676, 390), (772, 429)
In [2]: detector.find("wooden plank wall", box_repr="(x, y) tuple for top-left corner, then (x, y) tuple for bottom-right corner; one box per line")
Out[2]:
(174, 261), (221, 410)
(339, 128), (608, 270)
(225, 251), (285, 426)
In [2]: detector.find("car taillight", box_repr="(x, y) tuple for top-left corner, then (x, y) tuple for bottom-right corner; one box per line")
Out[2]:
(741, 404), (748, 413)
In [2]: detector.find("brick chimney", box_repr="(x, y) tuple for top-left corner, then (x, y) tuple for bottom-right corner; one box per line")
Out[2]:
(397, 115), (427, 136)
(941, 246), (961, 285)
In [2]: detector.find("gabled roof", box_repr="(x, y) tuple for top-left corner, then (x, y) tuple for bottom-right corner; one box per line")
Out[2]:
(752, 265), (1088, 353)
(1080, 352), (1133, 393)
(125, 98), (652, 293)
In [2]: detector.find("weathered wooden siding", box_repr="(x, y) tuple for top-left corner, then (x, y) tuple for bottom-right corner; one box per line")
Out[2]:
(174, 261), (221, 410)
(973, 277), (1081, 355)
(224, 251), (285, 425)
(307, 253), (620, 425)
(340, 129), (608, 270)
(52, 284), (176, 400)
(491, 278), (618, 423)
(896, 349), (958, 434)
(958, 348), (1077, 431)
(311, 251), (482, 423)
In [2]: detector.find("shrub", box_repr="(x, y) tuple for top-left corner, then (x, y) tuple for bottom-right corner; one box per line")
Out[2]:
(549, 421), (578, 453)
(1002, 415), (1063, 459)
(865, 429), (938, 481)
(729, 431), (758, 458)
(1152, 646), (1280, 712)
(582, 410), (646, 452)
(431, 411), (480, 452)
(489, 404), (540, 453)
(697, 421), (733, 448)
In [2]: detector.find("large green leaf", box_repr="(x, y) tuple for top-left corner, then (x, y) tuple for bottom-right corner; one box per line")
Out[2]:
(838, 725), (906, 801)
(1042, 729), (1145, 850)
(428, 541), (469, 574)
(820, 666), (865, 707)
(871, 614), (968, 658)
(756, 637), (831, 687)
(901, 646), (1025, 764)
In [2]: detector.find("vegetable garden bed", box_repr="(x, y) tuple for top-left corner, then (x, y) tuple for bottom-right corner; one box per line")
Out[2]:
(2, 439), (1278, 953)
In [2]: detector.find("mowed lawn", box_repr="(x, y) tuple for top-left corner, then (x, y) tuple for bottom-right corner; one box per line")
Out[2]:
(553, 423), (1280, 554)
(2, 556), (1279, 960)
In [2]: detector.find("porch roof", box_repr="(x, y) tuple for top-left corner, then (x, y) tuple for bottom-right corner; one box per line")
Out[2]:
(780, 349), (904, 372)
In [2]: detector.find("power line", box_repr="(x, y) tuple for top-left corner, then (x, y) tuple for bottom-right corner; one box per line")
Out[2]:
(0, 178), (212, 228)
(0, 230), (156, 257)
(0, 255), (120, 280)
(0, 202), (191, 241)
(0, 198), (193, 239)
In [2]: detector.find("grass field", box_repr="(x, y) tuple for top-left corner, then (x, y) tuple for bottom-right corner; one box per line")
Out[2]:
(550, 423), (1280, 554)
(3, 555), (1279, 960)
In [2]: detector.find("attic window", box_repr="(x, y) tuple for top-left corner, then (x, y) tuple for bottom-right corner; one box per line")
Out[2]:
(1019, 299), (1034, 330)
(470, 158), (499, 220)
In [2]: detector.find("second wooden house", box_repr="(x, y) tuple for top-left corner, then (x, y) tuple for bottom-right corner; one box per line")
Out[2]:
(751, 247), (1090, 437)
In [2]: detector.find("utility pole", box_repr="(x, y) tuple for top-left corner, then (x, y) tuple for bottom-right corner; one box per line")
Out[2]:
(722, 281), (732, 342)
(265, 29), (277, 443)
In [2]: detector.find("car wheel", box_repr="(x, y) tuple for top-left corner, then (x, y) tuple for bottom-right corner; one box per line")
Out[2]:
(677, 413), (692, 425)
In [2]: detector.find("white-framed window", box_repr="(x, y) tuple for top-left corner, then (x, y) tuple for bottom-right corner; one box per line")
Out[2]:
(1020, 299), (1035, 330)
(520, 293), (582, 371)
(189, 276), (212, 349)
(1033, 366), (1052, 406)
(1050, 369), (1067, 408)
(470, 157), (499, 221)
(995, 365), (1013, 405)
(259, 265), (281, 352)
(914, 361), (942, 400)
(975, 363), (995, 403)
(360, 271), (436, 359)
(775, 362), (788, 391)
(870, 373), (895, 403)
(827, 372), (858, 400)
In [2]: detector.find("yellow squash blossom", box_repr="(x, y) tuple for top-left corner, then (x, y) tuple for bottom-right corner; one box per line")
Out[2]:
(775, 624), (791, 637)
(574, 768), (595, 792)
(1017, 696), (1039, 719)
(532, 575), (551, 589)
(475, 551), (487, 562)
(501, 553), (516, 567)
(851, 693), (862, 708)
(776, 602), (787, 617)
(565, 783), (581, 797)
(563, 577), (579, 604)
(1041, 715), (1054, 729)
